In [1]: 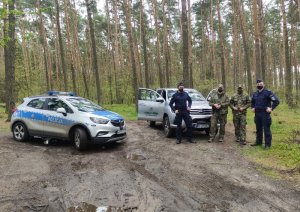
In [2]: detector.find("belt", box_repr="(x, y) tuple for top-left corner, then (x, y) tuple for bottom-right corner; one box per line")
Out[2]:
(255, 109), (266, 112)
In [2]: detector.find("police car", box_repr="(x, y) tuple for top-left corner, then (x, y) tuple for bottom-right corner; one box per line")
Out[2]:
(10, 91), (126, 150)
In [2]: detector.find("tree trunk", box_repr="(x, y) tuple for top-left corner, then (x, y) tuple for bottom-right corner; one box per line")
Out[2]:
(37, 0), (50, 91)
(162, 0), (171, 87)
(112, 0), (122, 103)
(4, 0), (16, 121)
(123, 0), (138, 108)
(70, 0), (89, 97)
(187, 0), (193, 87)
(232, 0), (239, 86)
(105, 0), (114, 104)
(280, 0), (293, 106)
(216, 0), (226, 90)
(85, 0), (102, 104)
(151, 0), (164, 88)
(238, 0), (253, 94)
(258, 0), (266, 82)
(298, 0), (300, 20)
(64, 0), (77, 94)
(141, 0), (150, 88)
(181, 0), (190, 87)
(20, 20), (31, 94)
(55, 0), (68, 91)
(252, 0), (261, 80)
(210, 0), (217, 80)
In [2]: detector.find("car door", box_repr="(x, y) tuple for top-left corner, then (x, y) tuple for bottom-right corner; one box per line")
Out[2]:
(24, 98), (47, 136)
(43, 98), (74, 138)
(138, 88), (165, 121)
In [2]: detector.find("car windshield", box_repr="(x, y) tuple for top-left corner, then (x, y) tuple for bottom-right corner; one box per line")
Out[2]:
(66, 97), (104, 112)
(167, 89), (206, 101)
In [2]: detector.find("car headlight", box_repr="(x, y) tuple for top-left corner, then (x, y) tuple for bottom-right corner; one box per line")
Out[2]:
(90, 117), (109, 124)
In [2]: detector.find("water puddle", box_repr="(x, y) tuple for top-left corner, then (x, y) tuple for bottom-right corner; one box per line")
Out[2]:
(126, 153), (146, 161)
(67, 202), (123, 212)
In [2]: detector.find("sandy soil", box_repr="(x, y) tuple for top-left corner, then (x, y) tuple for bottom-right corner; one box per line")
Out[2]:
(0, 121), (299, 212)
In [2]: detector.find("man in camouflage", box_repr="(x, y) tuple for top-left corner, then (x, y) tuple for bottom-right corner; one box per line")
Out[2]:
(230, 84), (251, 145)
(208, 84), (230, 142)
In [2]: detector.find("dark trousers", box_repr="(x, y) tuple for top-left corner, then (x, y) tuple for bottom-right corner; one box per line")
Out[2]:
(255, 112), (272, 147)
(175, 111), (192, 140)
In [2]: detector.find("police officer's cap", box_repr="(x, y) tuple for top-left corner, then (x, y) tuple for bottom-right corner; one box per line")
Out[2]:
(256, 79), (263, 83)
(218, 84), (224, 88)
(177, 81), (184, 87)
(237, 84), (243, 88)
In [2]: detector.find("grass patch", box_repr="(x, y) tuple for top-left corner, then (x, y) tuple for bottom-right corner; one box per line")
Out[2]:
(237, 103), (300, 179)
(103, 104), (137, 121)
(0, 103), (10, 133)
(256, 167), (280, 179)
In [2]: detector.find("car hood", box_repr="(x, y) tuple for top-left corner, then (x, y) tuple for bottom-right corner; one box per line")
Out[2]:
(191, 101), (211, 110)
(90, 110), (123, 120)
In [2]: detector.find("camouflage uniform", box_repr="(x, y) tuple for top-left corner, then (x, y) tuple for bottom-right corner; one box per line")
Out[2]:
(208, 84), (230, 142)
(230, 85), (251, 145)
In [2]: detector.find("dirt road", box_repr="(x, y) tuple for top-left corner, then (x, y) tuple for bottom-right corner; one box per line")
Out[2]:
(0, 121), (299, 211)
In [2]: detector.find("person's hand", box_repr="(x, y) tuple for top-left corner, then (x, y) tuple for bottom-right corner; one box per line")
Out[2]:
(266, 107), (272, 113)
(239, 108), (244, 112)
(252, 108), (255, 113)
(175, 110), (179, 114)
(187, 107), (191, 112)
(233, 107), (238, 111)
(214, 104), (220, 109)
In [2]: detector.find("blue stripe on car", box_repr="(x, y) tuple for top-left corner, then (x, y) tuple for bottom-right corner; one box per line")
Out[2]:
(91, 110), (123, 121)
(13, 110), (75, 126)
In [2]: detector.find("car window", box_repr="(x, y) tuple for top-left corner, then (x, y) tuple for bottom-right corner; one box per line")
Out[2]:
(66, 97), (103, 112)
(167, 89), (206, 101)
(186, 90), (206, 101)
(47, 98), (73, 113)
(27, 98), (46, 109)
(167, 90), (177, 100)
(139, 89), (160, 101)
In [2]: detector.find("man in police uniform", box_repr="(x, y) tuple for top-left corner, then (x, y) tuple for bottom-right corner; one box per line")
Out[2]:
(169, 82), (194, 144)
(208, 84), (230, 142)
(230, 84), (251, 145)
(251, 79), (280, 149)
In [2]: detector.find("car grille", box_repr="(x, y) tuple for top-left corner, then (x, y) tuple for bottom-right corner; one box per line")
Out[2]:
(111, 120), (124, 127)
(190, 109), (212, 115)
(192, 118), (210, 124)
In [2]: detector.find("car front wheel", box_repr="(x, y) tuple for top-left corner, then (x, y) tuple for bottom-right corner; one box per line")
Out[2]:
(163, 116), (174, 138)
(74, 128), (88, 151)
(12, 122), (29, 142)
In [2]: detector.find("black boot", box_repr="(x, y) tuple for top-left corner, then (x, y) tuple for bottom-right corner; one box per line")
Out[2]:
(176, 139), (181, 144)
(188, 138), (195, 143)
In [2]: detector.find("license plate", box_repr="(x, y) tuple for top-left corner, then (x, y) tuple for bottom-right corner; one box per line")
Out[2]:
(196, 124), (209, 129)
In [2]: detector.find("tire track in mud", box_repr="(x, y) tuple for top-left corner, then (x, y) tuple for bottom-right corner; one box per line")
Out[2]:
(0, 123), (300, 211)
(122, 121), (300, 211)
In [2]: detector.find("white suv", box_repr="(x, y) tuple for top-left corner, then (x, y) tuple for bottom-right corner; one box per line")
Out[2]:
(11, 91), (126, 150)
(138, 88), (212, 137)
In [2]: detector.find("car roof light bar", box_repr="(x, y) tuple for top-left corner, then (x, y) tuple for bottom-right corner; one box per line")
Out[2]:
(48, 90), (77, 96)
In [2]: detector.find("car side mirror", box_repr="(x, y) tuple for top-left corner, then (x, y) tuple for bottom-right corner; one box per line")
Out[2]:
(57, 107), (67, 116)
(156, 97), (165, 103)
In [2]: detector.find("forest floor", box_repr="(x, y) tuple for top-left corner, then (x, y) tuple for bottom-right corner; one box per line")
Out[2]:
(0, 121), (299, 212)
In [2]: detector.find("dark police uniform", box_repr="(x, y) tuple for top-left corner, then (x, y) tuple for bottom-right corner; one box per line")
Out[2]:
(169, 91), (193, 143)
(251, 88), (279, 147)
